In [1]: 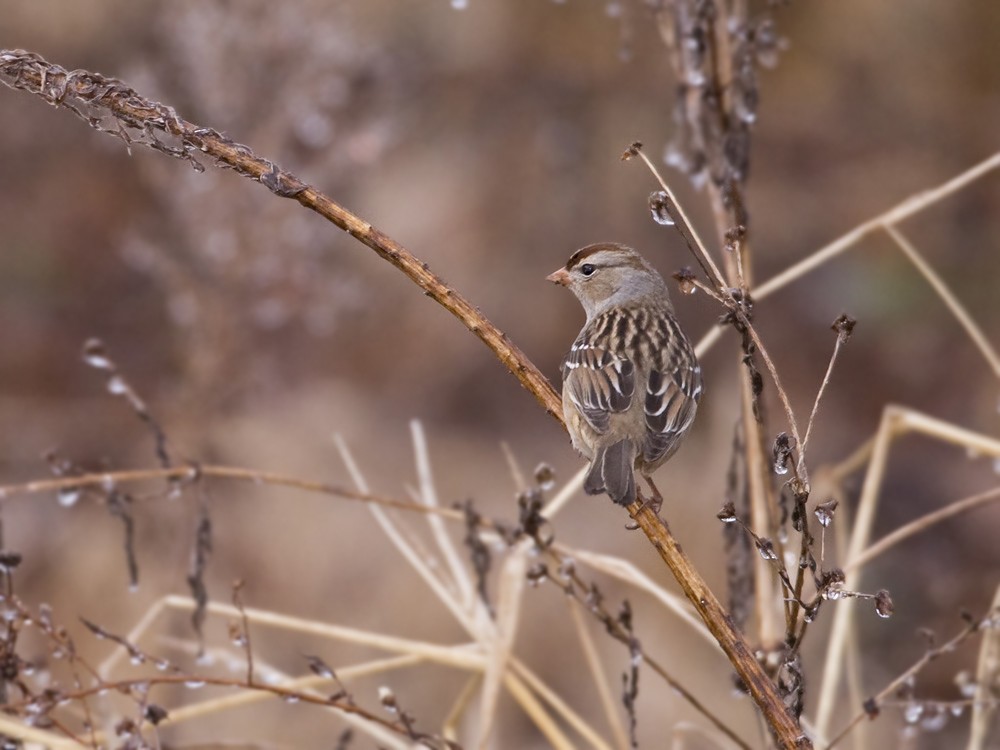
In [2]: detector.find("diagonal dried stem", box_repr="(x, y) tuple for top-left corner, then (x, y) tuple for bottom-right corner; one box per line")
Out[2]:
(0, 48), (810, 749)
(884, 224), (1000, 379)
(846, 484), (1000, 574)
(692, 150), (1000, 358)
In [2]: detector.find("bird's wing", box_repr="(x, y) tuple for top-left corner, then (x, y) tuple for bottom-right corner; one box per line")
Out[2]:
(562, 343), (635, 434)
(642, 325), (702, 465)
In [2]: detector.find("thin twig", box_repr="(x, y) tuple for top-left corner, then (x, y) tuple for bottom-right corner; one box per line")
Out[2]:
(800, 316), (855, 473)
(691, 151), (1000, 359)
(0, 464), (466, 521)
(625, 145), (726, 289)
(884, 224), (1000, 379)
(232, 580), (253, 685)
(755, 151), (1000, 301)
(846, 485), (1000, 574)
(825, 615), (987, 750)
(0, 49), (810, 749)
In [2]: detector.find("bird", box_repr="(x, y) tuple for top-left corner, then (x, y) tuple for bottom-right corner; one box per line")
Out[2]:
(547, 242), (702, 506)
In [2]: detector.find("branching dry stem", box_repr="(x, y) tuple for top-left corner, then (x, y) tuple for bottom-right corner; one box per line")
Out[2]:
(0, 48), (811, 749)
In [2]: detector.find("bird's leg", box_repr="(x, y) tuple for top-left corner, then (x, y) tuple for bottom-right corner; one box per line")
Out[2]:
(641, 476), (664, 516)
(625, 476), (664, 529)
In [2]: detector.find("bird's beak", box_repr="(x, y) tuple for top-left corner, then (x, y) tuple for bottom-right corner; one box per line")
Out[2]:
(546, 267), (570, 286)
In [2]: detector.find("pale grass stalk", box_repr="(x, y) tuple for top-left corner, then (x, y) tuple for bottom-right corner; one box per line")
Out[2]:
(98, 595), (169, 678)
(108, 652), (422, 749)
(541, 464), (588, 518)
(559, 547), (709, 643)
(476, 544), (528, 749)
(815, 407), (897, 735)
(694, 151), (1000, 358)
(500, 441), (528, 491)
(755, 151), (1000, 301)
(885, 224), (1000, 379)
(829, 484), (862, 750)
(823, 436), (877, 486)
(671, 722), (735, 750)
(443, 674), (481, 741)
(846, 485), (1000, 574)
(501, 670), (578, 750)
(565, 593), (630, 750)
(893, 407), (1000, 457)
(158, 599), (582, 748)
(509, 658), (614, 750)
(411, 420), (478, 613)
(334, 435), (477, 634)
(741, 373), (784, 648)
(967, 584), (1000, 750)
(161, 595), (484, 669)
(0, 717), (80, 749)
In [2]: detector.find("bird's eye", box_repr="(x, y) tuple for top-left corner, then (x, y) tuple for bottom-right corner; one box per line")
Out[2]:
(580, 263), (596, 277)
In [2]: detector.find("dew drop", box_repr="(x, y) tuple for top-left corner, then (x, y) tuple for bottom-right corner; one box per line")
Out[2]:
(57, 488), (81, 508)
(955, 670), (977, 698)
(82, 339), (112, 370)
(874, 589), (894, 618)
(533, 463), (556, 491)
(823, 585), (843, 601)
(648, 191), (675, 226)
(921, 706), (947, 731)
(814, 499), (838, 527)
(106, 375), (128, 395)
(755, 538), (778, 561)
(903, 702), (923, 724)
(716, 502), (737, 524)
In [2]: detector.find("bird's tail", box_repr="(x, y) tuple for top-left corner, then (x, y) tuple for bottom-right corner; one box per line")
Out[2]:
(584, 439), (637, 506)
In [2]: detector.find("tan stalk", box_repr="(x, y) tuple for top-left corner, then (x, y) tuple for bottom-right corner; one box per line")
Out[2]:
(335, 436), (477, 633)
(565, 596), (630, 750)
(411, 420), (479, 614)
(476, 545), (528, 748)
(847, 485), (1000, 574)
(884, 225), (1000, 379)
(443, 674), (482, 741)
(0, 49), (820, 748)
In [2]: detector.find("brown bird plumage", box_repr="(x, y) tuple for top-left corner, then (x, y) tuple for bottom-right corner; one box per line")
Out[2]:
(548, 243), (702, 505)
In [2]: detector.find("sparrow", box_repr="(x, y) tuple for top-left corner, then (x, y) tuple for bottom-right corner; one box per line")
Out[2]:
(547, 242), (702, 506)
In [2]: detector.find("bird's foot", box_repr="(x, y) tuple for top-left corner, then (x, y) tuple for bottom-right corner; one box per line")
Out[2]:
(624, 483), (663, 529)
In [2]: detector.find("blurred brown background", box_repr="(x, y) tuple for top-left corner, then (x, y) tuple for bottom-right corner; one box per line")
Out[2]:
(1, 1), (999, 747)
